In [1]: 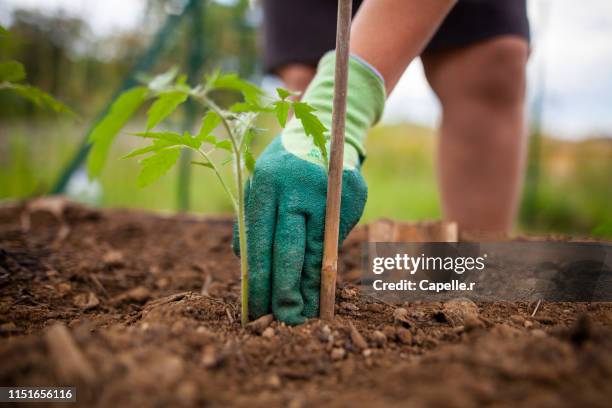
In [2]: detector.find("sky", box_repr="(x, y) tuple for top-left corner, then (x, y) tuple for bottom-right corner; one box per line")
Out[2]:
(1, 0), (611, 139)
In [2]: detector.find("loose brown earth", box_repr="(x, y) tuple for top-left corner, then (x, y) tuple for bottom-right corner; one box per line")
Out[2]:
(1, 199), (612, 407)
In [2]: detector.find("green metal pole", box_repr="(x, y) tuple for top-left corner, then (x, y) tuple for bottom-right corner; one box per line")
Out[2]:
(50, 0), (197, 194)
(177, 0), (207, 211)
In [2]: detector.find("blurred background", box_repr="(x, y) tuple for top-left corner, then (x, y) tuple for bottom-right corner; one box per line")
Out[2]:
(0, 0), (610, 237)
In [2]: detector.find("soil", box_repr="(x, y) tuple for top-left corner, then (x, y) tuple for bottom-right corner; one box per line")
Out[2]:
(1, 198), (612, 407)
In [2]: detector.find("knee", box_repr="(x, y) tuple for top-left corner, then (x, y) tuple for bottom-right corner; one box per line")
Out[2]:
(426, 37), (529, 110)
(468, 39), (528, 108)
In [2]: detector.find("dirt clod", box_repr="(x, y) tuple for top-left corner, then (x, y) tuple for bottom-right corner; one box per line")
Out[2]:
(246, 314), (273, 334)
(348, 322), (368, 350)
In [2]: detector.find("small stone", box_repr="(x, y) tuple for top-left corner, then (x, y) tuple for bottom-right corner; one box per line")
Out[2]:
(362, 348), (373, 357)
(396, 327), (413, 345)
(366, 303), (384, 313)
(102, 250), (124, 267)
(201, 345), (224, 368)
(349, 322), (368, 350)
(510, 314), (525, 325)
(532, 329), (547, 338)
(73, 292), (100, 310)
(246, 314), (274, 335)
(382, 326), (396, 341)
(339, 302), (359, 312)
(57, 282), (72, 296)
(331, 347), (346, 361)
(442, 299), (479, 327)
(262, 327), (275, 338)
(393, 308), (413, 327)
(319, 325), (332, 342)
(371, 330), (387, 347)
(524, 320), (533, 328)
(340, 287), (357, 300)
(266, 374), (281, 389)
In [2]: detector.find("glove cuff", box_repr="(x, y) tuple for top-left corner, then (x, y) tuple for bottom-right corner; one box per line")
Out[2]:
(282, 51), (386, 169)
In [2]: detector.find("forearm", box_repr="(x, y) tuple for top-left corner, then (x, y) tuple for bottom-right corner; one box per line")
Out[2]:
(350, 0), (457, 94)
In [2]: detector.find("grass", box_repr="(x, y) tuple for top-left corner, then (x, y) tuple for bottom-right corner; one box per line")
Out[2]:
(1, 117), (610, 238)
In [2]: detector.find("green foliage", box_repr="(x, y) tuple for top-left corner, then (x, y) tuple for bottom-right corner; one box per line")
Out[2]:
(293, 101), (329, 165)
(0, 58), (73, 116)
(146, 90), (188, 130)
(0, 61), (26, 82)
(205, 71), (263, 105)
(87, 86), (150, 177)
(85, 67), (329, 325)
(197, 111), (221, 143)
(0, 25), (74, 116)
(137, 148), (181, 188)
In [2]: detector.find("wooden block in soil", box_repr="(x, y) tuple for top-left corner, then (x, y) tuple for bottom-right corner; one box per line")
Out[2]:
(367, 218), (458, 243)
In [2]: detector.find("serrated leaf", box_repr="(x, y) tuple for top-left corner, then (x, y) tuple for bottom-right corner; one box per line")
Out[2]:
(0, 61), (25, 82)
(192, 161), (214, 169)
(216, 140), (233, 152)
(276, 87), (299, 100)
(197, 111), (221, 142)
(137, 148), (180, 187)
(273, 100), (290, 127)
(122, 139), (174, 159)
(292, 101), (328, 163)
(7, 83), (75, 116)
(148, 67), (178, 92)
(134, 131), (199, 149)
(146, 90), (188, 130)
(87, 86), (149, 178)
(207, 72), (263, 105)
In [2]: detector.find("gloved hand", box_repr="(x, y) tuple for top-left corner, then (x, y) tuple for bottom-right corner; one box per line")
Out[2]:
(234, 52), (385, 325)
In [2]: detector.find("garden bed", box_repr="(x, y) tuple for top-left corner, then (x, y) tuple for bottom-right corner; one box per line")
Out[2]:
(1, 199), (611, 407)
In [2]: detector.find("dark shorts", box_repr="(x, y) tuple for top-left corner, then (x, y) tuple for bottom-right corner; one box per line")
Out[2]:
(262, 0), (530, 73)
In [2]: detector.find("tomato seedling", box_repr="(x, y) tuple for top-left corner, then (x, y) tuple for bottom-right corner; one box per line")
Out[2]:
(86, 68), (327, 326)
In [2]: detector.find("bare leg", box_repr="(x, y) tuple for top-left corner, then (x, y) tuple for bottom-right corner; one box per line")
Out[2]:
(276, 64), (316, 95)
(351, 0), (456, 93)
(422, 36), (529, 236)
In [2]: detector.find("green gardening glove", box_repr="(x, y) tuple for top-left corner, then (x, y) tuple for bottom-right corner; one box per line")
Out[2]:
(234, 52), (385, 325)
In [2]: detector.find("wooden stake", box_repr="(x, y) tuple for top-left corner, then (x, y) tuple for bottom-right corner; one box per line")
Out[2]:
(320, 0), (353, 321)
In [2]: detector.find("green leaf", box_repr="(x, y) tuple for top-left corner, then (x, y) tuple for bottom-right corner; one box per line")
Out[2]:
(0, 61), (26, 82)
(148, 67), (178, 92)
(137, 148), (181, 187)
(273, 100), (290, 127)
(7, 84), (74, 115)
(292, 101), (328, 163)
(0, 26), (9, 36)
(87, 86), (149, 178)
(207, 72), (263, 105)
(146, 90), (188, 130)
(276, 87), (298, 100)
(216, 140), (233, 152)
(133, 131), (199, 148)
(244, 149), (255, 173)
(122, 139), (174, 159)
(197, 111), (221, 142)
(192, 161), (214, 169)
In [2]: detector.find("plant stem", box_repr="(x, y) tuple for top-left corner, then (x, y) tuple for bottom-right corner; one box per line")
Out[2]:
(193, 92), (249, 326)
(235, 153), (249, 326)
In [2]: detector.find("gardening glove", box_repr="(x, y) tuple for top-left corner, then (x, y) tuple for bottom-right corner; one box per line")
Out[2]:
(234, 51), (385, 325)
